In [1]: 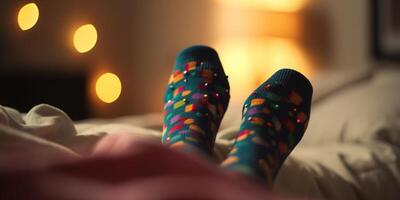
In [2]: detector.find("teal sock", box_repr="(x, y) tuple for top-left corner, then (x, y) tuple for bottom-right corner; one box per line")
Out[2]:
(162, 46), (230, 155)
(221, 69), (313, 183)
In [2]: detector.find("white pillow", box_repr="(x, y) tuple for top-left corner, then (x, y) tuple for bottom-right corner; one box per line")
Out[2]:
(302, 68), (400, 146)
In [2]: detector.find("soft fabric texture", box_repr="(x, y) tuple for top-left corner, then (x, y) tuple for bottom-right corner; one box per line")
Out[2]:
(1, 133), (288, 200)
(162, 46), (230, 155)
(0, 68), (399, 199)
(0, 105), (287, 200)
(222, 69), (313, 183)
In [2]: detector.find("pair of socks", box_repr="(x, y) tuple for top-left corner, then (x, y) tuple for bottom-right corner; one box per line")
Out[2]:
(162, 46), (312, 184)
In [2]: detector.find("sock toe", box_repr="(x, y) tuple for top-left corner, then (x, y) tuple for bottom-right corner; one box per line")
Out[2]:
(262, 69), (313, 108)
(176, 45), (222, 67)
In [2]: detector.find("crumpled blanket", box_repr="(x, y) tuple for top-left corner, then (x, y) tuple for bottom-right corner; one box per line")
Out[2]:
(1, 68), (400, 200)
(0, 104), (290, 200)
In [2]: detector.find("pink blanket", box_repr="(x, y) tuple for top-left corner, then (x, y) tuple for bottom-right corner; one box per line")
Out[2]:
(1, 133), (292, 200)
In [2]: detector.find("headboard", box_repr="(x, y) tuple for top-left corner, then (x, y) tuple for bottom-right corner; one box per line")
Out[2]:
(0, 68), (89, 120)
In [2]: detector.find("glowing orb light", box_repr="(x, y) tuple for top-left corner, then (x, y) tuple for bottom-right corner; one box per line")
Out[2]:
(95, 73), (122, 103)
(73, 24), (98, 53)
(18, 3), (39, 31)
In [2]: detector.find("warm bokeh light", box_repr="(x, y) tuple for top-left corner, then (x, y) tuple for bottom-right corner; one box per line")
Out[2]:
(216, 37), (313, 103)
(17, 3), (39, 31)
(215, 8), (303, 40)
(214, 0), (312, 102)
(95, 73), (122, 103)
(252, 37), (313, 84)
(73, 24), (98, 53)
(218, 0), (309, 12)
(215, 42), (254, 103)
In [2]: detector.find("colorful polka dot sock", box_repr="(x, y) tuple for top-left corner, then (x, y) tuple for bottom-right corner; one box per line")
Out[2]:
(162, 46), (230, 156)
(221, 69), (313, 184)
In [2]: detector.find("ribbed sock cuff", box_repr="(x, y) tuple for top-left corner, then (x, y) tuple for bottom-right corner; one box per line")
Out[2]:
(266, 68), (313, 104)
(175, 45), (222, 67)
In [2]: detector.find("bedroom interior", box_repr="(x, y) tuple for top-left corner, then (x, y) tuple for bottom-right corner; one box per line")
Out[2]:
(0, 0), (399, 199)
(0, 0), (370, 119)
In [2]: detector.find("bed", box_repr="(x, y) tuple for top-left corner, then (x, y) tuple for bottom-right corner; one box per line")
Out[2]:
(0, 67), (399, 199)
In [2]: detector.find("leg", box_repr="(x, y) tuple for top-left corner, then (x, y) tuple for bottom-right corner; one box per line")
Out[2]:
(221, 69), (313, 185)
(162, 46), (230, 157)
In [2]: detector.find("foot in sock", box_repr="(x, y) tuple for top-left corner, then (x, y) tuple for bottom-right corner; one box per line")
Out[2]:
(162, 46), (230, 156)
(221, 69), (313, 184)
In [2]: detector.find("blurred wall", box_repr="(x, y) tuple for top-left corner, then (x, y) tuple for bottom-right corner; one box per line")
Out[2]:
(0, 0), (217, 117)
(0, 0), (372, 117)
(308, 0), (371, 69)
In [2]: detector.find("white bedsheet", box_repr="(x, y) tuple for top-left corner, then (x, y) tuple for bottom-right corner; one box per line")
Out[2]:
(1, 67), (399, 199)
